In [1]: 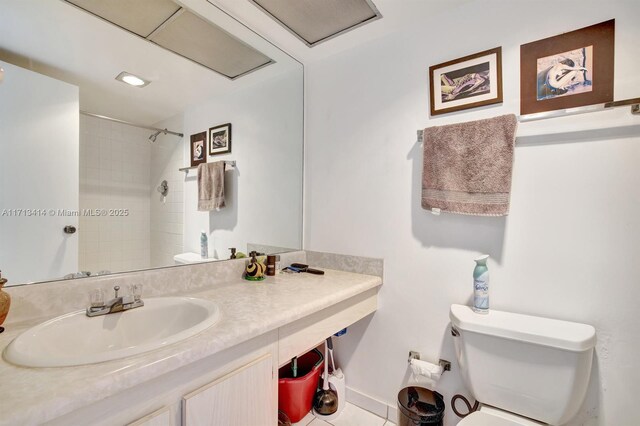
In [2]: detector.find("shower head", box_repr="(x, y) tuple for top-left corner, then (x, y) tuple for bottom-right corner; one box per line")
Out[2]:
(149, 130), (162, 143)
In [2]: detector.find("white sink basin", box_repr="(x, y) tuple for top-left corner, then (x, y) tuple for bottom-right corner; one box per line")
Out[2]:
(3, 297), (220, 367)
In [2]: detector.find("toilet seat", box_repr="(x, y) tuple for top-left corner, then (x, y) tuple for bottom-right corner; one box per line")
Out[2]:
(458, 406), (545, 426)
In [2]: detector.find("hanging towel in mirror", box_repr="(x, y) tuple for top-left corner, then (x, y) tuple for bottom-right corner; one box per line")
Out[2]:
(198, 161), (226, 211)
(421, 114), (518, 216)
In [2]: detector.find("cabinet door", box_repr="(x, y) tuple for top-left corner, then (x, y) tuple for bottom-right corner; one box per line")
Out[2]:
(127, 407), (171, 426)
(182, 354), (274, 426)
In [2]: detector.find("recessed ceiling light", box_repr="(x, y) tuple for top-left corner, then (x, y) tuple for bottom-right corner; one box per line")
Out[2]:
(115, 71), (150, 88)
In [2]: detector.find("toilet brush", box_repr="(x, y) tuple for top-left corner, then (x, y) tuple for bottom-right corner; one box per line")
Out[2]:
(315, 337), (346, 421)
(313, 340), (338, 416)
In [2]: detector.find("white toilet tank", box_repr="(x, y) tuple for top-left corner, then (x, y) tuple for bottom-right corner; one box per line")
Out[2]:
(450, 305), (596, 425)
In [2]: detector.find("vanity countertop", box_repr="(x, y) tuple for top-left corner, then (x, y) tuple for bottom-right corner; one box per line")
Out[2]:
(0, 269), (381, 426)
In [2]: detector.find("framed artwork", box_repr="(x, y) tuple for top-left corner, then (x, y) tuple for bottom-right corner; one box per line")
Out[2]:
(429, 47), (503, 116)
(209, 123), (232, 156)
(520, 19), (614, 116)
(190, 131), (207, 167)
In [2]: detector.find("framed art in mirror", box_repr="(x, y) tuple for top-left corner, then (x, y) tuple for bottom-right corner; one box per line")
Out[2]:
(209, 123), (231, 156)
(190, 131), (207, 167)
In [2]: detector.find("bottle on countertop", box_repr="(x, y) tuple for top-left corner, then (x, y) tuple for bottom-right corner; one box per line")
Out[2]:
(473, 255), (490, 314)
(229, 247), (237, 259)
(0, 271), (10, 333)
(266, 255), (276, 276)
(200, 230), (208, 260)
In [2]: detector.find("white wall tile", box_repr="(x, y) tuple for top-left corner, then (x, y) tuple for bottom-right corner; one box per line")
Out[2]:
(79, 116), (151, 275)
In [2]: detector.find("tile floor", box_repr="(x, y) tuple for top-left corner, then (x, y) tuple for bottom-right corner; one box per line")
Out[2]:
(292, 403), (396, 426)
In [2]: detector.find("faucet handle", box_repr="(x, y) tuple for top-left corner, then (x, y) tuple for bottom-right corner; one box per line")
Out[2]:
(89, 288), (105, 307)
(131, 284), (143, 302)
(114, 286), (120, 298)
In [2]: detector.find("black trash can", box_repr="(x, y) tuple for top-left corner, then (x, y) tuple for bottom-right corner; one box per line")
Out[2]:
(397, 386), (445, 425)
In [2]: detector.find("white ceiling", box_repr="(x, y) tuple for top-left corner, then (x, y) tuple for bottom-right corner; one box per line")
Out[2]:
(0, 0), (301, 125)
(0, 0), (468, 126)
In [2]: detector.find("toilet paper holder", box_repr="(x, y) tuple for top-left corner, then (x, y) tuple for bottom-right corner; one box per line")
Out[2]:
(408, 351), (451, 372)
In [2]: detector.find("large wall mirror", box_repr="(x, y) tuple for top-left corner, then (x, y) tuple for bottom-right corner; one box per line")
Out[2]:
(0, 0), (303, 286)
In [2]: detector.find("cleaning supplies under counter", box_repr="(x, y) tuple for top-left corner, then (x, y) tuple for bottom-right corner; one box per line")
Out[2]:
(313, 339), (338, 417)
(313, 337), (345, 422)
(278, 349), (324, 423)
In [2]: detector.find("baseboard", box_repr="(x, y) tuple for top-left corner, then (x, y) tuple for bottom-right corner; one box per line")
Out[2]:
(346, 386), (397, 422)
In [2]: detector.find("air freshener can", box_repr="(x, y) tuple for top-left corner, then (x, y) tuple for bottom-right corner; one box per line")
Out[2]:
(473, 255), (490, 314)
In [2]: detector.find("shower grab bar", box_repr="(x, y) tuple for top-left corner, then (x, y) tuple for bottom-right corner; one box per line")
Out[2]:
(179, 161), (236, 174)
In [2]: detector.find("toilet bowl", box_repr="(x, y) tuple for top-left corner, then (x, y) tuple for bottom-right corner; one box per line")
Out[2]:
(458, 406), (544, 426)
(450, 304), (596, 425)
(173, 252), (218, 265)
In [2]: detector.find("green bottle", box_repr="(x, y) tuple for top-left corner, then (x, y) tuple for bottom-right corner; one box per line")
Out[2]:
(473, 255), (490, 314)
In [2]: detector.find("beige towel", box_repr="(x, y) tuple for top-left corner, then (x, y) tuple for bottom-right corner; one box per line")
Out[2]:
(198, 162), (226, 211)
(422, 114), (518, 216)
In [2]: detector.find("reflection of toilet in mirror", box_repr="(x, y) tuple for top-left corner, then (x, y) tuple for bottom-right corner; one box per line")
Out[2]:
(173, 253), (218, 265)
(450, 304), (596, 425)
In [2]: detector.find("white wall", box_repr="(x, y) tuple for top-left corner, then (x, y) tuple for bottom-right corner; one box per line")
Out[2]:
(304, 2), (640, 425)
(79, 115), (151, 274)
(183, 70), (303, 259)
(0, 61), (79, 284)
(150, 114), (185, 268)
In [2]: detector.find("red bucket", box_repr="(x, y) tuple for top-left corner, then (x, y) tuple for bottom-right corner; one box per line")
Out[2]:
(278, 349), (324, 423)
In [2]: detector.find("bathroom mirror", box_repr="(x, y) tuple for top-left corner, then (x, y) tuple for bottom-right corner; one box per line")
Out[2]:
(0, 0), (303, 286)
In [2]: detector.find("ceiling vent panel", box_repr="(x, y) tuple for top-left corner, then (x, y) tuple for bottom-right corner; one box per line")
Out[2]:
(250, 0), (381, 46)
(65, 0), (181, 38)
(63, 1), (274, 79)
(148, 10), (272, 79)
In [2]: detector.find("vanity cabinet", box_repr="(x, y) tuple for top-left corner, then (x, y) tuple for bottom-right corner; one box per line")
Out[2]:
(45, 331), (280, 426)
(39, 284), (379, 426)
(182, 354), (274, 426)
(128, 407), (172, 426)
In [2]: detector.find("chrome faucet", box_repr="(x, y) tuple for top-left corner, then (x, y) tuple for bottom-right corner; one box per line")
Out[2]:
(86, 285), (144, 317)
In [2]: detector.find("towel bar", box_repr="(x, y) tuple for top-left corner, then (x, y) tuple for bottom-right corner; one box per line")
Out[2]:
(179, 160), (236, 174)
(417, 97), (640, 142)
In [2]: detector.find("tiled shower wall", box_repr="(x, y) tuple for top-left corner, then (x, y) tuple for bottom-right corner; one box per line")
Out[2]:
(78, 115), (151, 274)
(150, 114), (184, 268)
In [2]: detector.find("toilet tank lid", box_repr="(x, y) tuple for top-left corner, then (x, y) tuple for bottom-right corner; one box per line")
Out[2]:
(450, 305), (596, 352)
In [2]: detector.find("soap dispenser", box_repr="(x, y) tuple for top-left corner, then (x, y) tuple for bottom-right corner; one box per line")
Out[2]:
(244, 251), (266, 281)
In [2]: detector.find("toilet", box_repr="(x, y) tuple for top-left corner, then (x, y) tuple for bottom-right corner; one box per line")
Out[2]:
(450, 304), (596, 426)
(173, 252), (218, 265)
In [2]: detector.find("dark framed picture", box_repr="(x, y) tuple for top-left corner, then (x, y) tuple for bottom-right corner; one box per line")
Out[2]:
(190, 131), (207, 167)
(209, 123), (232, 156)
(520, 19), (614, 116)
(429, 47), (503, 116)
